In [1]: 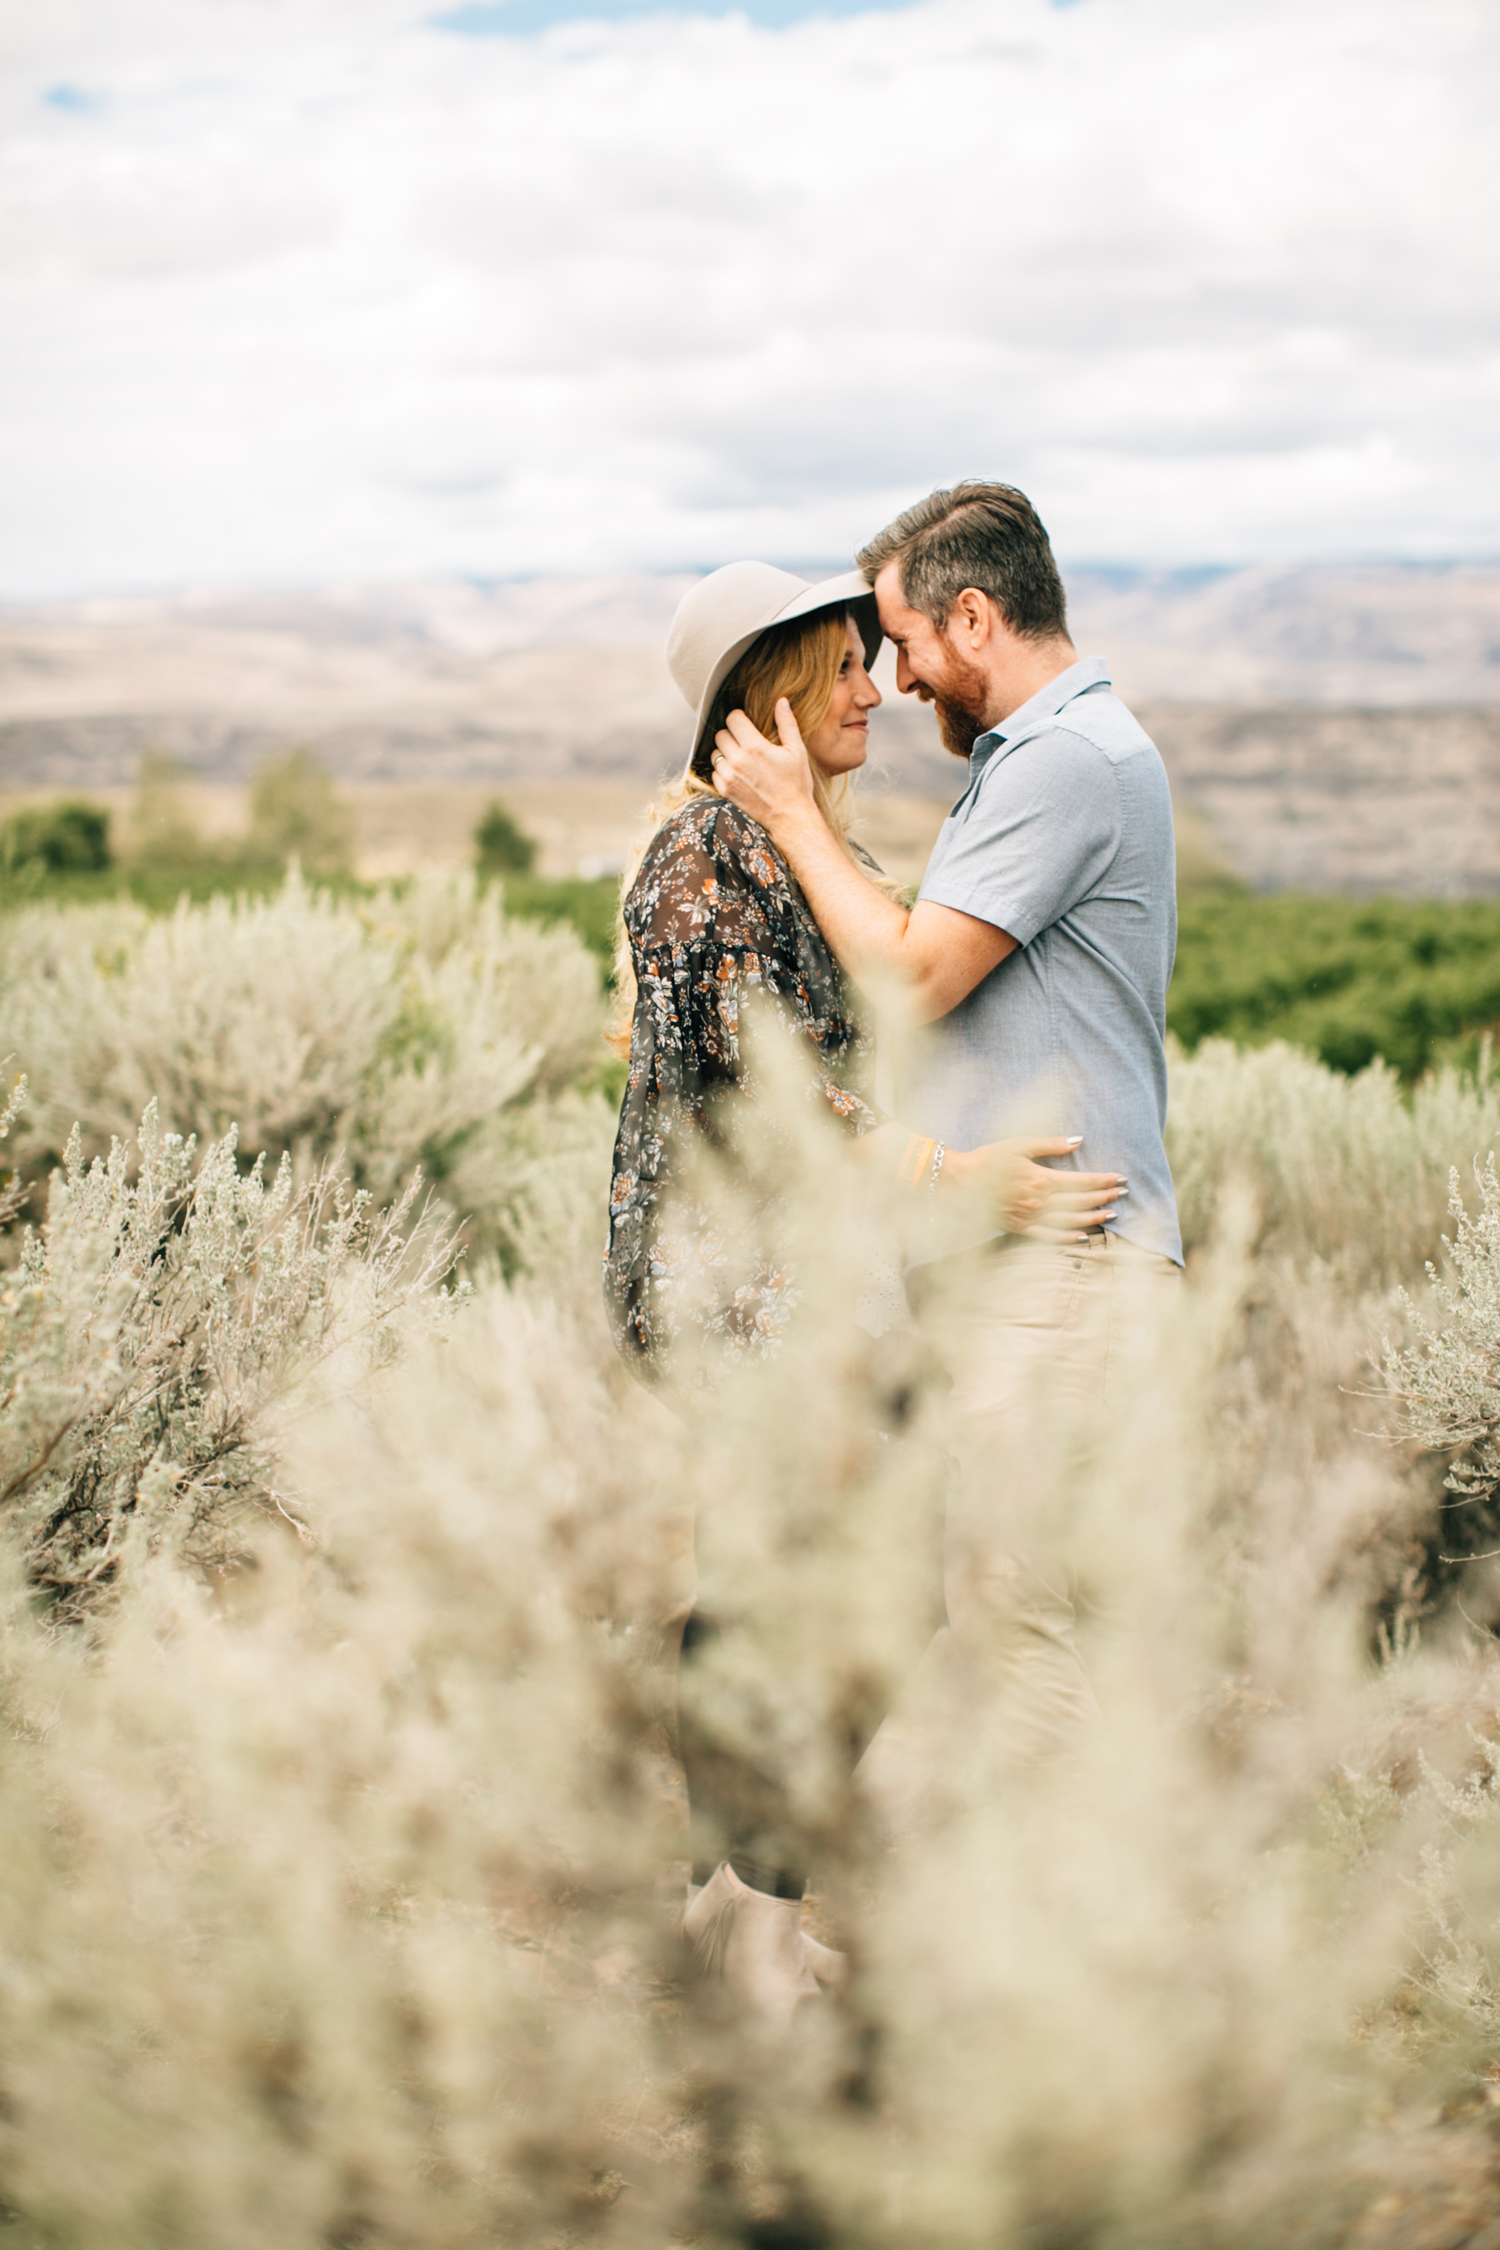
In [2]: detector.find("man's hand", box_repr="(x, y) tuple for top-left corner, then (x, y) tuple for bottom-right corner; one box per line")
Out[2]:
(713, 692), (1016, 1021)
(711, 697), (818, 839)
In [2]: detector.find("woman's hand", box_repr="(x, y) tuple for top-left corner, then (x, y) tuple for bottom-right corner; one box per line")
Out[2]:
(945, 1138), (1124, 1241)
(712, 697), (818, 839)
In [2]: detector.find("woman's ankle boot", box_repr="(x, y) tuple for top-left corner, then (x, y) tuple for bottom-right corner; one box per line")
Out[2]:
(682, 1863), (821, 2026)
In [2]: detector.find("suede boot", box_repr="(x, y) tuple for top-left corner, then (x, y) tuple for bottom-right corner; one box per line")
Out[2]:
(684, 1875), (848, 1993)
(682, 1863), (822, 2026)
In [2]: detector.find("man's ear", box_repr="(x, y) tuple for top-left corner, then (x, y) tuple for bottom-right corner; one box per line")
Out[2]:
(950, 587), (995, 650)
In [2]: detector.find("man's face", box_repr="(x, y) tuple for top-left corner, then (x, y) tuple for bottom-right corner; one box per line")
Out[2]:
(872, 563), (993, 760)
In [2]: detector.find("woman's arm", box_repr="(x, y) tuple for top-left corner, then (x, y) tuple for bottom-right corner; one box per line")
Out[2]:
(853, 1123), (1123, 1242)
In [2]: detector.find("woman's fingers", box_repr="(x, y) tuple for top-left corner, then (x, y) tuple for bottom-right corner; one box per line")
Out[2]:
(1014, 1165), (1122, 1205)
(1008, 1142), (1123, 1192)
(974, 1143), (1125, 1233)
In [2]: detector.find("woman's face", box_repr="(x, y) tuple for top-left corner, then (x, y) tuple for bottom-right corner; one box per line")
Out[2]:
(803, 616), (881, 777)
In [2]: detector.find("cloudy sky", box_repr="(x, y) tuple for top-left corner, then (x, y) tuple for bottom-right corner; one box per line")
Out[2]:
(1, 0), (1495, 597)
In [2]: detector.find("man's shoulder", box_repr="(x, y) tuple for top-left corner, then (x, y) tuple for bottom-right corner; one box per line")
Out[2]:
(1023, 684), (1158, 768)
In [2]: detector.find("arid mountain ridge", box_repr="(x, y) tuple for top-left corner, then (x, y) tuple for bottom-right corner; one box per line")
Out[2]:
(2, 563), (1499, 893)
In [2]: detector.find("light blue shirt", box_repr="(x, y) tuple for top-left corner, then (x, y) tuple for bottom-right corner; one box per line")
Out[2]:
(904, 657), (1182, 1264)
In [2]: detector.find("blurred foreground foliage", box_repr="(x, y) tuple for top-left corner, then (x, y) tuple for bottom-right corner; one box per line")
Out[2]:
(8, 870), (1500, 2239)
(4, 991), (1500, 2242)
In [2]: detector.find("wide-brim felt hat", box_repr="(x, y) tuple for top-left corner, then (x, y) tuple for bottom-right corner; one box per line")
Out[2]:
(666, 562), (882, 768)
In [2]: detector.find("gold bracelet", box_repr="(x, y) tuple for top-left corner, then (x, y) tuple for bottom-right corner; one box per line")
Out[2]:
(897, 1134), (937, 1192)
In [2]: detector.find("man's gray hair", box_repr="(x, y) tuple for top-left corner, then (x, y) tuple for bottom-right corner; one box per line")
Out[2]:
(857, 481), (1069, 643)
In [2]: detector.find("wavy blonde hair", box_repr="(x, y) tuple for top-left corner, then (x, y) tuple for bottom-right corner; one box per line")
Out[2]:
(607, 605), (897, 1057)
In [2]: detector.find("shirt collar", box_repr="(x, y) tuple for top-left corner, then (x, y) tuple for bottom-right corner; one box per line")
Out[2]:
(969, 656), (1112, 774)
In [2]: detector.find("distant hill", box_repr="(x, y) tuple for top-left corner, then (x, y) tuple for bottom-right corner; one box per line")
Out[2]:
(1067, 563), (1500, 707)
(3, 563), (1499, 894)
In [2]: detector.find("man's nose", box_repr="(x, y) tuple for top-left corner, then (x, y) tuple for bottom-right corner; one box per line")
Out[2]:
(895, 647), (918, 695)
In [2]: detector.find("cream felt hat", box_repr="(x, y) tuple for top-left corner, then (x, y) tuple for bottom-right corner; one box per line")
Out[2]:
(666, 562), (882, 771)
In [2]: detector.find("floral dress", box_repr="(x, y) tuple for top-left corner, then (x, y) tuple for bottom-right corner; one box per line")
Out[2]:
(604, 796), (883, 1378)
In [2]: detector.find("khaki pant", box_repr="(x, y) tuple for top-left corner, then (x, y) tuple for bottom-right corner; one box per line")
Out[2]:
(945, 1229), (1179, 1765)
(862, 1229), (1180, 1819)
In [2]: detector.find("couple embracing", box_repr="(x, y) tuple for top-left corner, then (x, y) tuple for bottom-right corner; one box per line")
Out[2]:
(604, 482), (1183, 2020)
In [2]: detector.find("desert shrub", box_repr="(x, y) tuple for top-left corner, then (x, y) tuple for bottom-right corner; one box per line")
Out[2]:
(495, 871), (622, 970)
(0, 871), (610, 1257)
(475, 794), (539, 875)
(0, 1094), (455, 1619)
(11, 922), (1500, 2241)
(1165, 1040), (1500, 1644)
(1385, 1155), (1500, 1503)
(1170, 893), (1500, 1081)
(1166, 1036), (1500, 1288)
(0, 1109), (1495, 2248)
(246, 747), (356, 875)
(0, 797), (111, 876)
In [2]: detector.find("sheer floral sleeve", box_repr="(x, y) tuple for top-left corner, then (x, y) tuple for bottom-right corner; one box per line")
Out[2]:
(604, 796), (882, 1376)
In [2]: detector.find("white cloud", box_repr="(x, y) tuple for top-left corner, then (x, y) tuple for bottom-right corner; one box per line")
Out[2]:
(0, 0), (1495, 596)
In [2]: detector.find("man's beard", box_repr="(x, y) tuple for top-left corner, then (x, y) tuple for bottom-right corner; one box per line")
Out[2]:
(916, 651), (993, 760)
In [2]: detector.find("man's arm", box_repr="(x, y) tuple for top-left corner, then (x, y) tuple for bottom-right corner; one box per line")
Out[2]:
(712, 698), (1015, 1020)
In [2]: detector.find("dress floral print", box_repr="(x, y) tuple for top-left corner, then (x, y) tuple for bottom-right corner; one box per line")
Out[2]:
(605, 796), (882, 1377)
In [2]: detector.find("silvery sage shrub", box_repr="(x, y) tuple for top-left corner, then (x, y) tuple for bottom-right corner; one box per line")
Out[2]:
(0, 1097), (455, 1615)
(1384, 1156), (1500, 1490)
(0, 1126), (1487, 2250)
(1380, 1155), (1500, 1608)
(1167, 1036), (1500, 1287)
(0, 871), (609, 1257)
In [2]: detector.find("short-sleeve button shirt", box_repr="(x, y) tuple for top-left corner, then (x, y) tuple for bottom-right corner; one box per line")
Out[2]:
(904, 657), (1182, 1265)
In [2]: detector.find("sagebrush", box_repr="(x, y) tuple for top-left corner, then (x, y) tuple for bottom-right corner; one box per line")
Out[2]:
(4, 916), (1500, 2243)
(0, 871), (611, 1259)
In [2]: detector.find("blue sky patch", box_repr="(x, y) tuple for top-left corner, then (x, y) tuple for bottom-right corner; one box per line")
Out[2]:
(432, 0), (918, 31)
(43, 83), (99, 113)
(430, 0), (1087, 26)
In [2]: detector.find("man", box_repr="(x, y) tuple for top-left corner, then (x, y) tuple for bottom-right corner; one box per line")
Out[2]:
(710, 480), (1182, 1779)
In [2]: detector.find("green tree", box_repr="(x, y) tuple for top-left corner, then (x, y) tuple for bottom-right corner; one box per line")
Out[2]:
(124, 749), (206, 870)
(246, 749), (355, 876)
(1, 797), (111, 875)
(475, 798), (538, 877)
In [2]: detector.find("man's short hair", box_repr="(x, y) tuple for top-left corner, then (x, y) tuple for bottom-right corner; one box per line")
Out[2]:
(857, 482), (1068, 643)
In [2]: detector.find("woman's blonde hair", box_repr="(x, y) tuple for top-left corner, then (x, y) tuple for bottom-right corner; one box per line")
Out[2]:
(607, 605), (895, 1057)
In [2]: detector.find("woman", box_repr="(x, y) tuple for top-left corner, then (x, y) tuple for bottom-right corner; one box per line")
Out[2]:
(604, 563), (1119, 2018)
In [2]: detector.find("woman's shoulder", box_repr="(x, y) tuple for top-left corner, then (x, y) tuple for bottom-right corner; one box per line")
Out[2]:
(641, 795), (784, 890)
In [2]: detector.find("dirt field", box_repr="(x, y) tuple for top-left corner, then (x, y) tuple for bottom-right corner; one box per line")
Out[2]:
(0, 778), (978, 893)
(3, 778), (1237, 899)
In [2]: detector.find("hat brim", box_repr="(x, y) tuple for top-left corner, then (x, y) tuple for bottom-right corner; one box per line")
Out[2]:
(687, 568), (882, 771)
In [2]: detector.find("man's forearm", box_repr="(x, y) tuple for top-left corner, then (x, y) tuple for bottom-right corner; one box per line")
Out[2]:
(768, 802), (912, 983)
(708, 700), (1015, 1014)
(765, 801), (1017, 1019)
